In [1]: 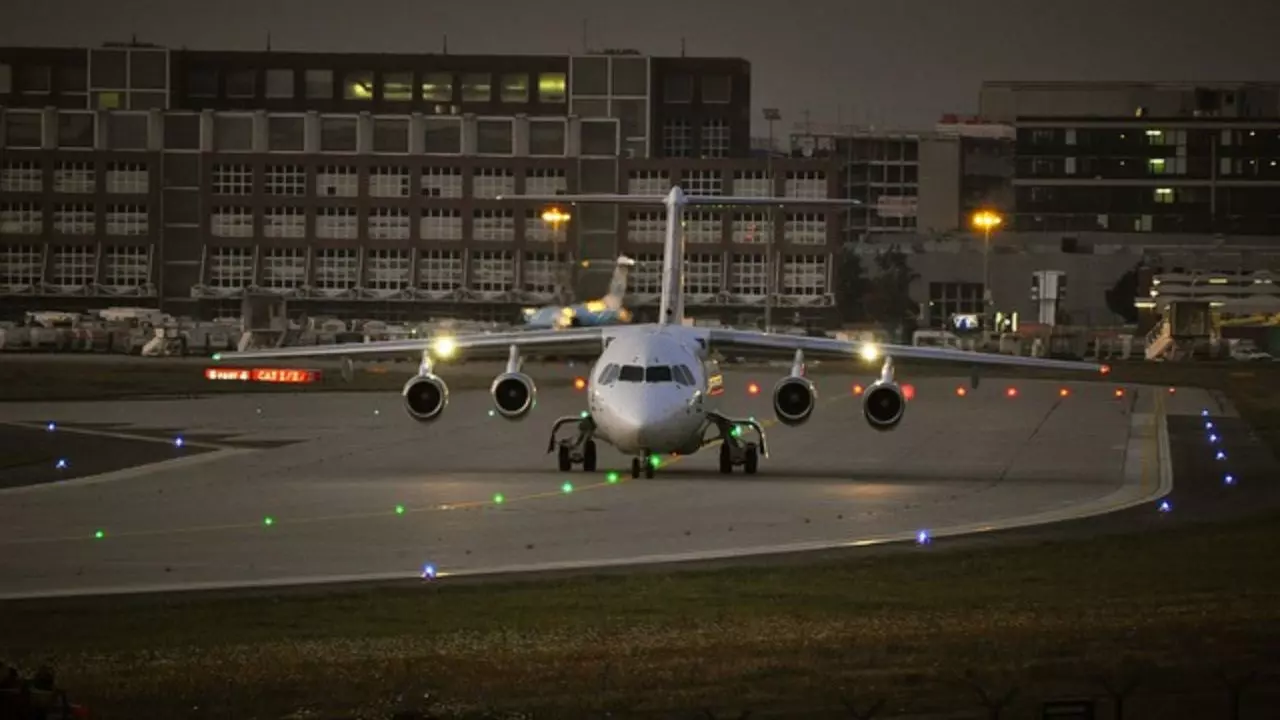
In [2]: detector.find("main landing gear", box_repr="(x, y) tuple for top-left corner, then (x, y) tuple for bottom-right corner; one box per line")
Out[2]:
(705, 412), (767, 475)
(630, 453), (656, 480)
(547, 414), (597, 472)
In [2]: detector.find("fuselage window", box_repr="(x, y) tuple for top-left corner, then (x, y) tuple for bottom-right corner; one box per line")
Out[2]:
(645, 365), (673, 383)
(618, 365), (645, 382)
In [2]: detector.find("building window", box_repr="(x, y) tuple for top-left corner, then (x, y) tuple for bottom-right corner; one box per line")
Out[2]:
(265, 69), (294, 98)
(524, 209), (556, 243)
(320, 116), (358, 152)
(523, 252), (557, 294)
(53, 204), (95, 235)
(314, 249), (358, 290)
(684, 211), (721, 244)
(524, 168), (566, 196)
(664, 74), (693, 103)
(629, 255), (662, 295)
(265, 165), (306, 196)
(684, 253), (722, 295)
(537, 73), (566, 103)
(105, 205), (148, 236)
(415, 73), (449, 102)
(731, 254), (766, 297)
(732, 212), (771, 244)
(782, 255), (827, 296)
(57, 112), (96, 148)
(422, 117), (462, 154)
(473, 168), (515, 199)
(662, 118), (692, 157)
(785, 171), (826, 199)
(262, 248), (305, 290)
(103, 247), (149, 287)
(106, 163), (149, 194)
(471, 250), (514, 292)
(52, 246), (95, 287)
(225, 70), (256, 98)
(267, 115), (306, 152)
(211, 207), (254, 238)
(365, 249), (409, 292)
(304, 70), (333, 99)
(0, 203), (42, 234)
(369, 166), (410, 198)
(3, 111), (43, 148)
(187, 67), (218, 98)
(682, 169), (722, 196)
(263, 207), (305, 238)
(500, 74), (529, 103)
(701, 119), (730, 159)
(628, 170), (669, 195)
(368, 208), (410, 240)
(54, 162), (94, 193)
(421, 166), (463, 198)
(372, 117), (409, 153)
(209, 247), (253, 289)
(785, 213), (826, 245)
(0, 63), (13, 94)
(529, 120), (566, 156)
(732, 171), (771, 198)
(212, 164), (253, 195)
(382, 72), (412, 102)
(343, 71), (374, 100)
(929, 282), (983, 322)
(212, 114), (253, 152)
(702, 75), (731, 104)
(476, 119), (514, 155)
(627, 211), (665, 243)
(1154, 188), (1175, 204)
(0, 245), (43, 288)
(417, 250), (463, 292)
(316, 207), (358, 239)
(0, 161), (42, 193)
(316, 165), (358, 197)
(472, 209), (515, 241)
(419, 209), (462, 240)
(461, 73), (491, 102)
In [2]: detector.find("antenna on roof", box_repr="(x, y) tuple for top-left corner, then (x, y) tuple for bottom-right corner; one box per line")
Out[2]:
(581, 18), (589, 53)
(266, 30), (272, 52)
(680, 37), (686, 57)
(442, 33), (448, 54)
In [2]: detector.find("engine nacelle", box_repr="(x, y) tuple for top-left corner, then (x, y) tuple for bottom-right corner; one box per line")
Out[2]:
(491, 371), (536, 419)
(772, 376), (817, 427)
(402, 374), (449, 422)
(862, 381), (906, 431)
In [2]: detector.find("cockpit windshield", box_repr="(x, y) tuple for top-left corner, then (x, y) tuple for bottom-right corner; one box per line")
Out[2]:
(644, 365), (673, 383)
(615, 365), (678, 383)
(618, 365), (645, 382)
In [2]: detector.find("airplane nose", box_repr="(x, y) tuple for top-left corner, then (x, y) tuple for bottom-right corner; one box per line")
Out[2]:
(612, 398), (682, 449)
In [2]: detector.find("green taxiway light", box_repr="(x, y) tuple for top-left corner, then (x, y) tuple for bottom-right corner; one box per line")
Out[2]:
(561, 482), (573, 494)
(263, 516), (274, 526)
(606, 472), (619, 483)
(493, 493), (505, 504)
(94, 530), (104, 539)
(395, 504), (406, 515)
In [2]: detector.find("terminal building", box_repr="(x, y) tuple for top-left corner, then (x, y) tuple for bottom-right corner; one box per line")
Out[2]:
(0, 44), (844, 325)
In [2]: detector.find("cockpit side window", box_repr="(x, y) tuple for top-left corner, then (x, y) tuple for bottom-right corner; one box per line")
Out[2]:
(673, 364), (695, 386)
(618, 365), (645, 382)
(645, 365), (673, 383)
(598, 363), (620, 385)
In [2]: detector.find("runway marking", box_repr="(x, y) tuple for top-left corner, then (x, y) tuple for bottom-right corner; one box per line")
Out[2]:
(0, 421), (232, 450)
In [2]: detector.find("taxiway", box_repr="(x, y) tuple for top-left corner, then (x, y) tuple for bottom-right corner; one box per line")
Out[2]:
(0, 371), (1186, 599)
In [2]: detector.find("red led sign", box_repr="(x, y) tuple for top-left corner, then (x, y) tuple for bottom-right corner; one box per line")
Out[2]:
(205, 367), (321, 384)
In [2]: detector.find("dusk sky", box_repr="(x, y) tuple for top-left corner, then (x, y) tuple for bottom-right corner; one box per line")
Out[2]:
(4, 0), (1277, 134)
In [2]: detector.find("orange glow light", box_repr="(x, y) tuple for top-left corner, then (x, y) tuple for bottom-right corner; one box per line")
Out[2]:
(852, 384), (865, 396)
(747, 382), (760, 395)
(1006, 387), (1019, 398)
(573, 377), (587, 390)
(1059, 387), (1070, 397)
(956, 386), (967, 397)
(250, 368), (321, 384)
(1114, 388), (1125, 398)
(1100, 364), (1112, 375)
(902, 384), (916, 401)
(1168, 387), (1176, 394)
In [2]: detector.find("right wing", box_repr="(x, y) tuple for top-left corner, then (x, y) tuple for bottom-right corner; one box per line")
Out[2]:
(211, 327), (606, 363)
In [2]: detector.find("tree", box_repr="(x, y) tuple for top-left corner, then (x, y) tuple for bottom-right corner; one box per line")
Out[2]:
(1105, 262), (1142, 324)
(863, 245), (920, 337)
(835, 243), (868, 323)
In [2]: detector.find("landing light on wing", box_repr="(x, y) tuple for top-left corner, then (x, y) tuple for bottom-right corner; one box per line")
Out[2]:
(859, 344), (880, 362)
(433, 336), (458, 358)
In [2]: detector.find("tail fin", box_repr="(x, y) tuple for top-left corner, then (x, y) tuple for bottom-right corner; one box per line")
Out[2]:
(603, 255), (635, 311)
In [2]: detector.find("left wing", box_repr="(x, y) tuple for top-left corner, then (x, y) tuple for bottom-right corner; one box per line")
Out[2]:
(705, 328), (1107, 373)
(211, 327), (606, 363)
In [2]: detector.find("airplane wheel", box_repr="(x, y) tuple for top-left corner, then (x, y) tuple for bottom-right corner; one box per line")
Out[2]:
(719, 442), (733, 474)
(630, 457), (642, 479)
(743, 444), (759, 475)
(558, 445), (572, 472)
(644, 458), (655, 479)
(583, 441), (597, 472)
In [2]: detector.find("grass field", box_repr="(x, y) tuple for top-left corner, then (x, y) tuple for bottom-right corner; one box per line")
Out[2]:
(2, 355), (1280, 718)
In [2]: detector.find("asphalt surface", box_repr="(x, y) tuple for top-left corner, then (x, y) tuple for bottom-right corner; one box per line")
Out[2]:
(0, 369), (1207, 600)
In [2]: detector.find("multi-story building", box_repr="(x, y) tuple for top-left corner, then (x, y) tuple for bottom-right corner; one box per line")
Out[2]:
(0, 43), (844, 326)
(981, 81), (1280, 237)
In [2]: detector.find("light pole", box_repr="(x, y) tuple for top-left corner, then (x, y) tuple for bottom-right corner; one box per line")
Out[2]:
(762, 108), (782, 332)
(971, 209), (1003, 331)
(541, 206), (571, 304)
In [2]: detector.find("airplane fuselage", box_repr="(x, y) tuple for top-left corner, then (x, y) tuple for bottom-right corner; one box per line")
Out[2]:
(586, 324), (718, 456)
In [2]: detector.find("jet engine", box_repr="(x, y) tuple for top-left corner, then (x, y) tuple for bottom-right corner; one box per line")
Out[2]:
(491, 371), (537, 419)
(862, 380), (906, 431)
(402, 374), (449, 422)
(772, 376), (817, 427)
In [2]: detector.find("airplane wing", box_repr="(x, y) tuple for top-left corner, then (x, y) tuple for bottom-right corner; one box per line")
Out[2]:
(705, 328), (1107, 373)
(211, 327), (606, 363)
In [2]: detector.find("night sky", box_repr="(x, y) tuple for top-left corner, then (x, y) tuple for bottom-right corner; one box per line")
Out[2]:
(4, 0), (1277, 134)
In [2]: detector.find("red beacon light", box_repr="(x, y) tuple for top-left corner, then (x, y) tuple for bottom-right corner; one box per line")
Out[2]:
(955, 386), (967, 397)
(852, 383), (865, 396)
(1006, 386), (1019, 398)
(902, 384), (916, 401)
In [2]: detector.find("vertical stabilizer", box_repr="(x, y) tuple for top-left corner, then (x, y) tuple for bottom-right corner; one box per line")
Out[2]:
(657, 187), (687, 325)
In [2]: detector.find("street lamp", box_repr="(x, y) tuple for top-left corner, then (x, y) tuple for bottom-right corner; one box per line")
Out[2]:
(762, 108), (782, 333)
(971, 210), (1003, 330)
(541, 207), (572, 304)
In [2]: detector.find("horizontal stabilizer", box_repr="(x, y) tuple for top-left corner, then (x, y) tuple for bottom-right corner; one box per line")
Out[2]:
(495, 193), (665, 205)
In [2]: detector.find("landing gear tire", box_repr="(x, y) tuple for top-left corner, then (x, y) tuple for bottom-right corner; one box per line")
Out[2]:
(558, 445), (572, 472)
(719, 442), (733, 474)
(644, 458), (655, 479)
(743, 444), (759, 475)
(583, 441), (597, 473)
(631, 457), (642, 479)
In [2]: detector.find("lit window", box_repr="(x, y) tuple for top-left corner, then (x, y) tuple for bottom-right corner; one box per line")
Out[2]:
(382, 72), (412, 101)
(500, 74), (529, 103)
(1154, 188), (1174, 204)
(537, 73), (566, 103)
(421, 72), (452, 102)
(461, 73), (491, 102)
(343, 71), (374, 100)
(418, 250), (463, 294)
(369, 208), (410, 240)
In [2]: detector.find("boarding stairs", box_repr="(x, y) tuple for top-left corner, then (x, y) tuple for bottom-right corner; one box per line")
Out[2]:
(1145, 318), (1174, 361)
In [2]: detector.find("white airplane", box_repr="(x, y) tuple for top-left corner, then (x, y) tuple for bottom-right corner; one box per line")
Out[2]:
(212, 186), (1105, 479)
